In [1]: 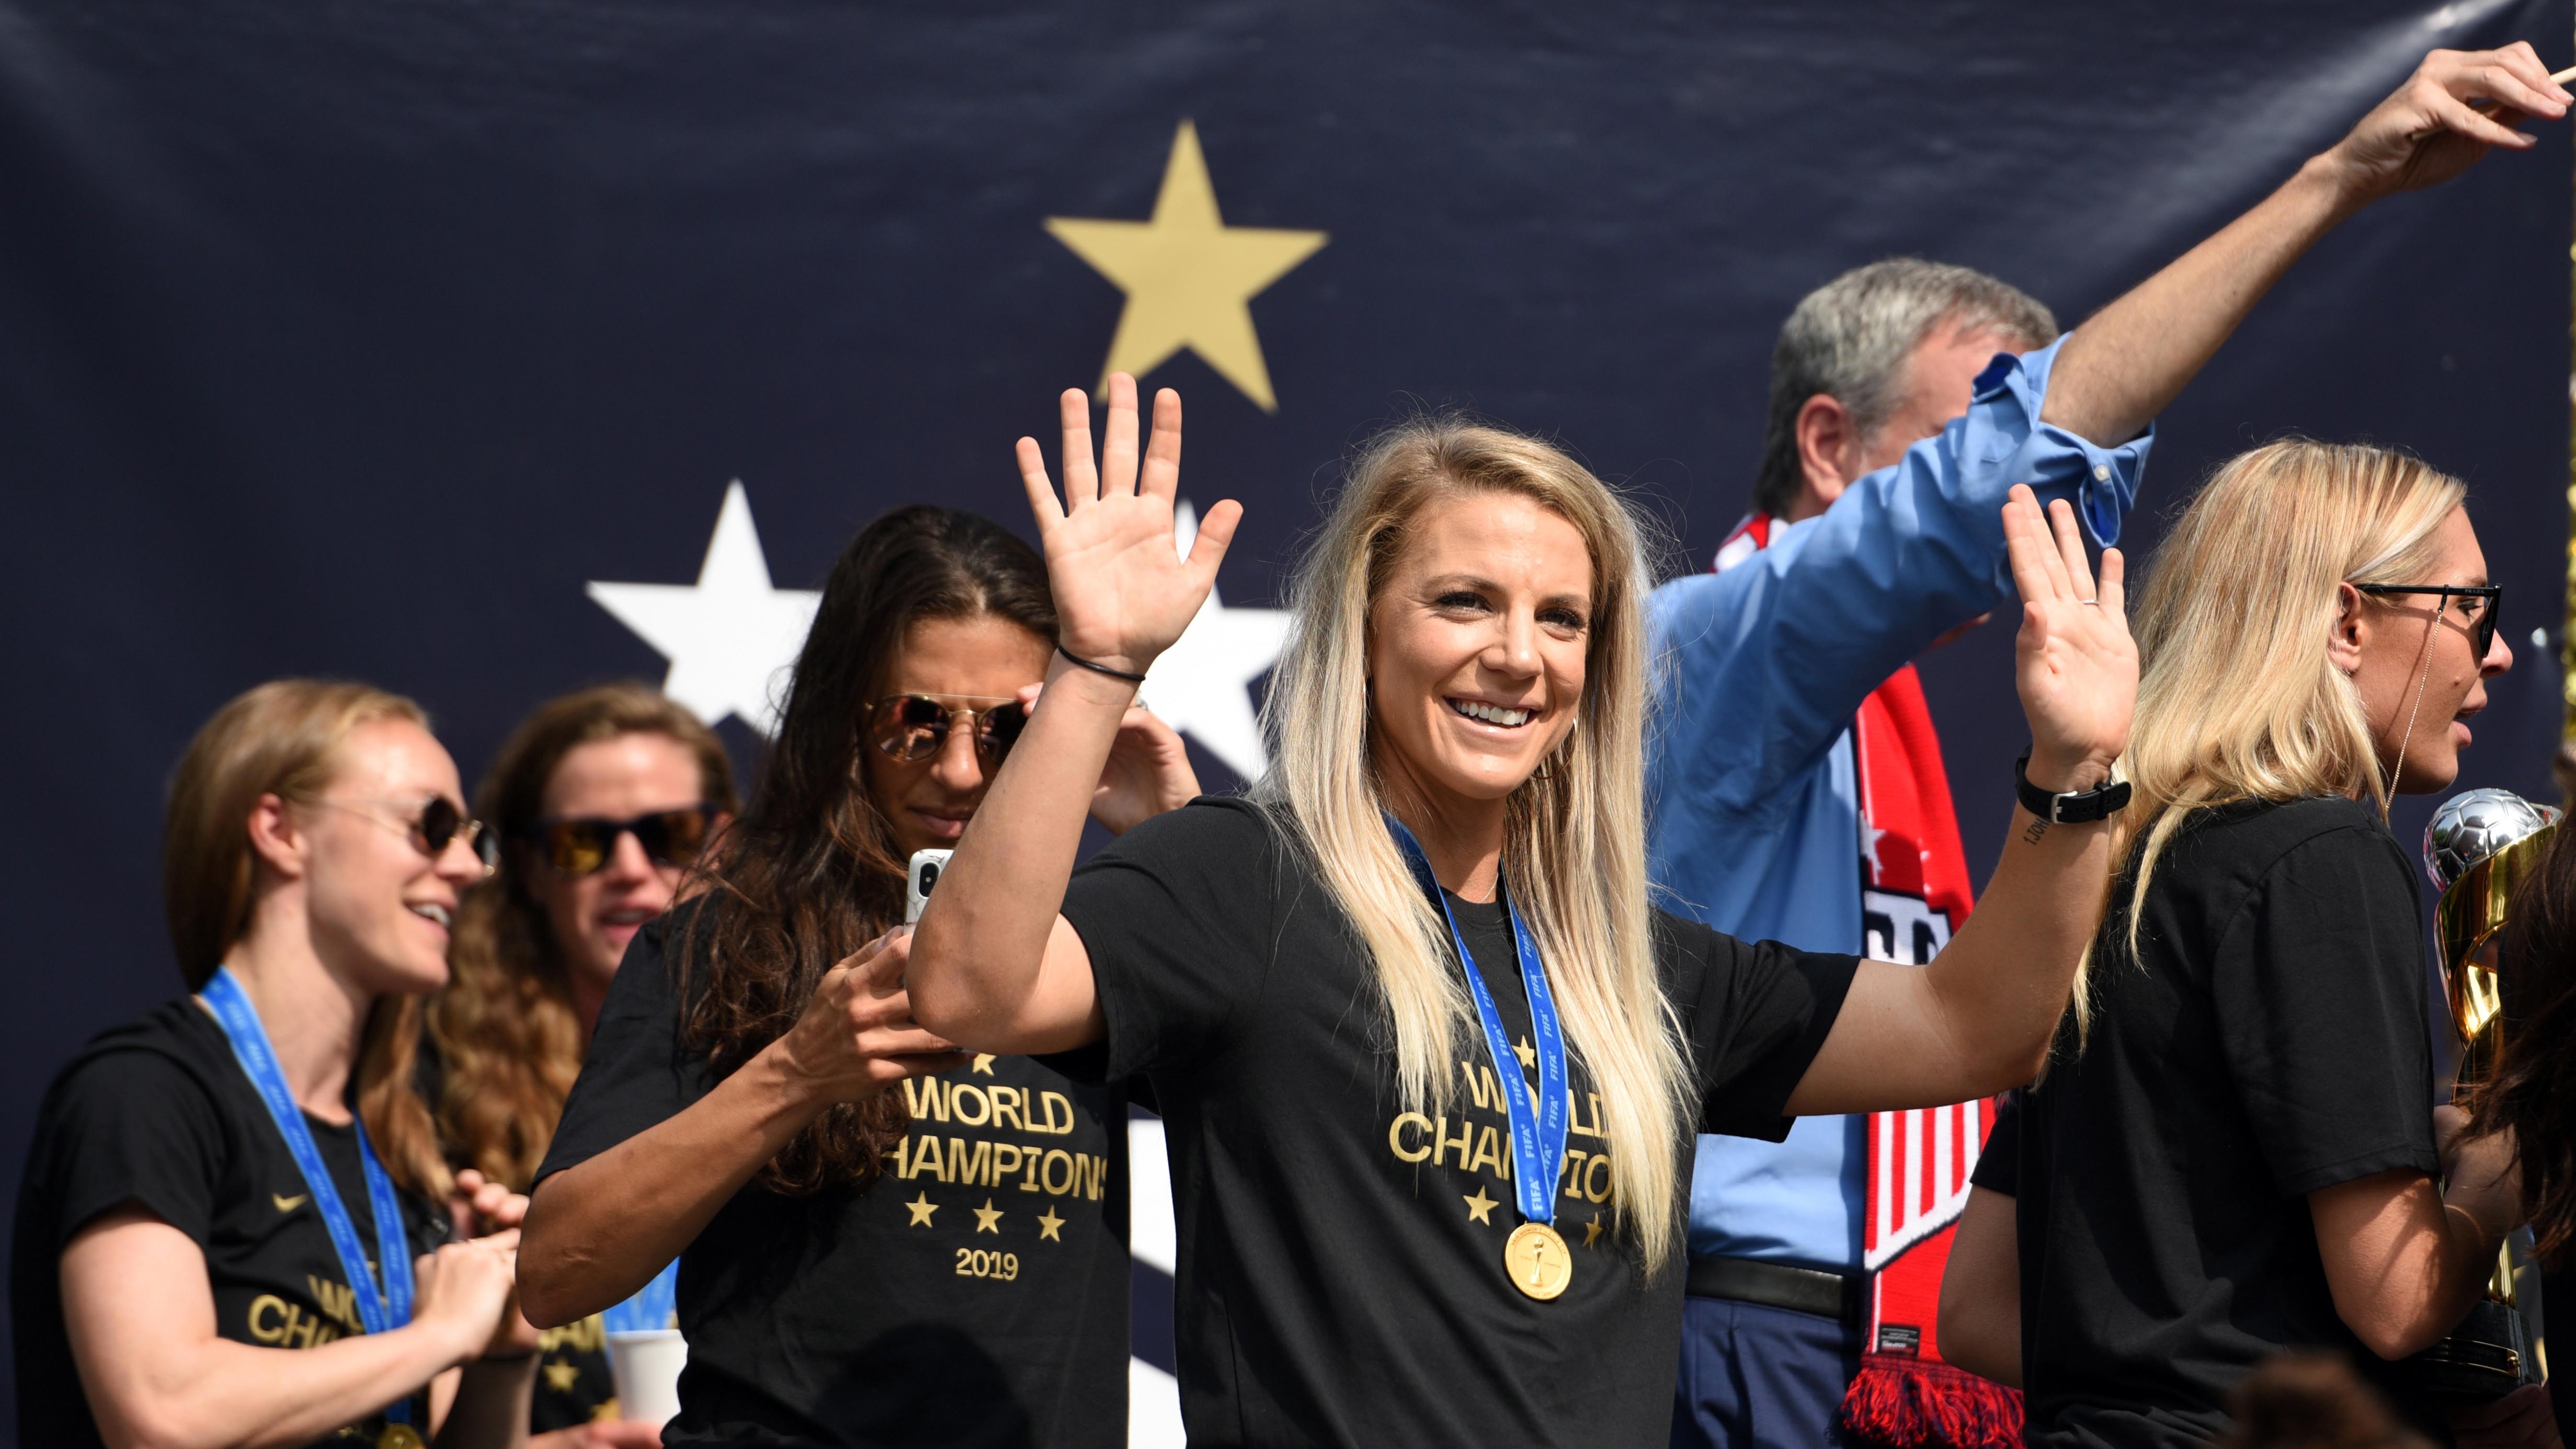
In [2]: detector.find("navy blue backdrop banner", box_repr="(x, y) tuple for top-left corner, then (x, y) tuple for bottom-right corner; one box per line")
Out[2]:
(3, 0), (2569, 1437)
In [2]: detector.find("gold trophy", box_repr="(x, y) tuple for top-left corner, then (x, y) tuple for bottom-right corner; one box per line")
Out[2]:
(2414, 788), (2557, 1396)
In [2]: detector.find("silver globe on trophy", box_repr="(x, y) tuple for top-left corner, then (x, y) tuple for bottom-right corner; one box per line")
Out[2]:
(2414, 786), (2558, 1398)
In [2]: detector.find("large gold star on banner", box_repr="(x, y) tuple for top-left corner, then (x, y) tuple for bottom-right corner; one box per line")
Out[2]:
(1462, 1186), (1498, 1225)
(1036, 1206), (1066, 1242)
(973, 1199), (1005, 1234)
(1045, 120), (1327, 413)
(904, 1192), (938, 1227)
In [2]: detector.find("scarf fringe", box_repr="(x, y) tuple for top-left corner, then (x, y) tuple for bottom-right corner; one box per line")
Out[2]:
(1840, 1353), (2023, 1449)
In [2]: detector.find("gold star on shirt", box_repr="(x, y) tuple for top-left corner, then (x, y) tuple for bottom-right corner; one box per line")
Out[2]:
(543, 1359), (580, 1394)
(973, 1198), (1005, 1234)
(1513, 1036), (1537, 1071)
(904, 1192), (938, 1227)
(1044, 120), (1328, 413)
(1583, 1215), (1604, 1248)
(971, 1054), (996, 1076)
(1036, 1206), (1066, 1242)
(1462, 1186), (1498, 1225)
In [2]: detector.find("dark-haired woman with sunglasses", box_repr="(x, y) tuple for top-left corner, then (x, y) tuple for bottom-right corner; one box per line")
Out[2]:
(428, 681), (738, 1446)
(518, 505), (1196, 1448)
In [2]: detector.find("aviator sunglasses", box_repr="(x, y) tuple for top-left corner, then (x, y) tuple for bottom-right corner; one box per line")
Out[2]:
(320, 795), (499, 872)
(522, 806), (720, 877)
(2352, 583), (2504, 661)
(865, 693), (1030, 765)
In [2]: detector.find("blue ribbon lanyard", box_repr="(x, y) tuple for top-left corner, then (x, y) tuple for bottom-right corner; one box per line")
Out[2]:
(1385, 816), (1570, 1229)
(202, 968), (417, 1417)
(602, 1259), (680, 1334)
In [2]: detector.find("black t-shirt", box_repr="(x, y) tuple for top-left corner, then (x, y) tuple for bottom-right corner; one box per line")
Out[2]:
(1058, 796), (1859, 1449)
(13, 998), (454, 1449)
(1990, 797), (2441, 1447)
(535, 907), (1133, 1448)
(530, 1311), (623, 1431)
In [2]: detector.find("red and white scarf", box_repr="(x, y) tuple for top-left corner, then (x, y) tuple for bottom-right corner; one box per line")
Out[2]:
(1716, 516), (2018, 1449)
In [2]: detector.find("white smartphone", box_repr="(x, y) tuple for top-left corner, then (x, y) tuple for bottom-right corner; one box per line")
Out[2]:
(905, 849), (953, 925)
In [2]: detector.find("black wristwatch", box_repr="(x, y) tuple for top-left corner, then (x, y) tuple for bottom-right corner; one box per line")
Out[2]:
(2015, 751), (2132, 824)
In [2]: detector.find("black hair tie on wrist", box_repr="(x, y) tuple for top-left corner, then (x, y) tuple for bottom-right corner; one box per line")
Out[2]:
(1056, 644), (1149, 684)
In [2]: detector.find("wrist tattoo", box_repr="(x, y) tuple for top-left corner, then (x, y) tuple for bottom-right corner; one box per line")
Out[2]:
(2023, 817), (2051, 846)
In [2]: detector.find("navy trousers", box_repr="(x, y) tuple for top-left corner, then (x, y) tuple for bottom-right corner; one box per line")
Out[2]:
(1670, 1294), (1862, 1449)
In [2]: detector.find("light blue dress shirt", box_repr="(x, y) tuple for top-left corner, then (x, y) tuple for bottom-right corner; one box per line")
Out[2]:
(1646, 336), (2151, 1271)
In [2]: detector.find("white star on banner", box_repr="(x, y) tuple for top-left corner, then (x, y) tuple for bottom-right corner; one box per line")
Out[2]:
(587, 482), (822, 736)
(1143, 500), (1290, 781)
(1859, 808), (1888, 884)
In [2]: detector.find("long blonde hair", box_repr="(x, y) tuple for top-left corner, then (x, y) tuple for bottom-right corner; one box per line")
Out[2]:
(2093, 440), (2465, 1022)
(163, 679), (453, 1199)
(1253, 418), (1693, 1264)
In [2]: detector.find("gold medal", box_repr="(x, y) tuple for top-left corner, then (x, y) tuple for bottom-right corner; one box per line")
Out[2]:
(1503, 1222), (1572, 1300)
(377, 1425), (426, 1449)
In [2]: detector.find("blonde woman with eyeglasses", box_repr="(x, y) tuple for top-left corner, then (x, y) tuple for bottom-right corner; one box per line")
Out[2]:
(892, 373), (2136, 1447)
(1936, 441), (2525, 1447)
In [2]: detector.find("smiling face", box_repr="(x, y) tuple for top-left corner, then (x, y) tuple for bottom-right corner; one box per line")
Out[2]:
(1365, 490), (1594, 816)
(861, 612), (1054, 860)
(299, 717), (485, 998)
(529, 732), (713, 996)
(2341, 506), (2513, 794)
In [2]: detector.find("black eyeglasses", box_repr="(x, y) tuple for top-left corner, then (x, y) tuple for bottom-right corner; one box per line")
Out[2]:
(321, 796), (499, 872)
(864, 694), (1029, 765)
(2352, 583), (2504, 660)
(522, 806), (719, 877)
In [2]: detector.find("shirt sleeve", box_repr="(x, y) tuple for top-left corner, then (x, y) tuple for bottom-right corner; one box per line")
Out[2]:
(1059, 798), (1281, 1081)
(2215, 827), (2438, 1197)
(1968, 1089), (2021, 1197)
(535, 917), (713, 1186)
(1658, 912), (1861, 1140)
(1645, 336), (2151, 835)
(37, 1048), (227, 1248)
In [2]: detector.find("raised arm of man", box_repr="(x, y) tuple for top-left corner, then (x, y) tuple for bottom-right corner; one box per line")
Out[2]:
(1651, 43), (2568, 841)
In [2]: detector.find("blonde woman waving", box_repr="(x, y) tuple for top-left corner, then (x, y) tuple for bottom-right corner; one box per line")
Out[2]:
(1939, 442), (2526, 1447)
(902, 374), (2133, 1447)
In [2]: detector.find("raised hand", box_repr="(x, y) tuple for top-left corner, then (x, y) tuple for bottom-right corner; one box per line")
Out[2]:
(2322, 44), (2570, 201)
(1007, 681), (1201, 835)
(2004, 486), (2134, 790)
(1016, 374), (1243, 678)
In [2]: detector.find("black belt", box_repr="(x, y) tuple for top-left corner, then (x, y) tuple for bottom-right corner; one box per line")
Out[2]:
(1685, 1255), (1863, 1327)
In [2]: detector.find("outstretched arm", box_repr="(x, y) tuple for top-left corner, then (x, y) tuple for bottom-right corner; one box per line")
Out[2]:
(908, 375), (1240, 1054)
(2043, 43), (2568, 445)
(1787, 488), (2131, 1113)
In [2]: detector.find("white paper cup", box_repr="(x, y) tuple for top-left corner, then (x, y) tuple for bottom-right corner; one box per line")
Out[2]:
(605, 1328), (688, 1428)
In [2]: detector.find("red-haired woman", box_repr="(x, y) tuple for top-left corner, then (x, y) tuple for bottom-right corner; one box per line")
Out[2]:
(432, 682), (738, 1445)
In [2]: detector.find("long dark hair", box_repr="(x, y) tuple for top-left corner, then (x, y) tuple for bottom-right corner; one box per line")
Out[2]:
(2469, 823), (2576, 1264)
(681, 505), (1056, 1195)
(431, 683), (738, 1190)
